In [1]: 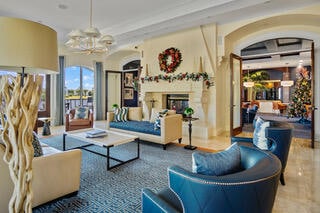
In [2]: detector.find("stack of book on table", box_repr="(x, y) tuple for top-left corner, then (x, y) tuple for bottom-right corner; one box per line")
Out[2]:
(86, 129), (108, 138)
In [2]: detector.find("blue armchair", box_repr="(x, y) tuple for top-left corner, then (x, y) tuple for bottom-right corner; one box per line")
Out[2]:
(142, 146), (281, 213)
(231, 120), (293, 185)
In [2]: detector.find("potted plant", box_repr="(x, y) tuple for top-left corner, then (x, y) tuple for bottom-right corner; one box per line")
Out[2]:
(112, 104), (119, 111)
(184, 107), (194, 118)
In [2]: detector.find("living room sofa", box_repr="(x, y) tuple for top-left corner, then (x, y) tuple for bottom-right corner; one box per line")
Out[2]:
(0, 142), (82, 210)
(106, 107), (182, 149)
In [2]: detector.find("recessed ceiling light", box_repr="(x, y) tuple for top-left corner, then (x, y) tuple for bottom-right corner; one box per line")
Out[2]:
(58, 4), (68, 10)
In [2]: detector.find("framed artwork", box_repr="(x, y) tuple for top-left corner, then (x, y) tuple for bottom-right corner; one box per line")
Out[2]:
(124, 88), (134, 100)
(124, 73), (133, 87)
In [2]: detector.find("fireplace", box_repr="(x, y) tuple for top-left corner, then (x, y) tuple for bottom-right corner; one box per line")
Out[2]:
(166, 94), (189, 114)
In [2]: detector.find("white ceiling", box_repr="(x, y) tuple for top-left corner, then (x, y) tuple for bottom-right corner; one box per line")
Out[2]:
(0, 0), (318, 68)
(0, 0), (318, 47)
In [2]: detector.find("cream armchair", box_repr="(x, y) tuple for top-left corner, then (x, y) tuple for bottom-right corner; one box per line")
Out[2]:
(0, 143), (82, 210)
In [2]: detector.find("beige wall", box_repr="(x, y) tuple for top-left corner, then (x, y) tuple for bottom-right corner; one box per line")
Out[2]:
(138, 24), (220, 137)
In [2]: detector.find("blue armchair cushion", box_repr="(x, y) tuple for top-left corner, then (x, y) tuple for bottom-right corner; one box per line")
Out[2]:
(192, 143), (241, 176)
(113, 107), (128, 122)
(74, 107), (89, 119)
(253, 117), (270, 150)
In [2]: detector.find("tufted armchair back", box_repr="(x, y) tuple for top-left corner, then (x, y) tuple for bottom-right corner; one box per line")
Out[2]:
(142, 146), (281, 213)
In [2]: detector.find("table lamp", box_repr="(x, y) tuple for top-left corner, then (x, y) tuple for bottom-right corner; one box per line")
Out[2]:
(0, 17), (58, 212)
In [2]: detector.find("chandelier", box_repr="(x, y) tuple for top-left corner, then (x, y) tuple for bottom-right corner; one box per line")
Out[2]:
(65, 0), (114, 54)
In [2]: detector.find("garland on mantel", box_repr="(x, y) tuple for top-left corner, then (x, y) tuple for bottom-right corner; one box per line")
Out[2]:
(141, 72), (214, 89)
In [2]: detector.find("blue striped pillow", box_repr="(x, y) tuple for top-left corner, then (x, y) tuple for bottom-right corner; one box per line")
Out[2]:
(253, 117), (270, 150)
(114, 107), (128, 122)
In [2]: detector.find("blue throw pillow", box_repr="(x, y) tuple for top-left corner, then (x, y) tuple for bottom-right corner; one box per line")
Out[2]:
(192, 143), (241, 176)
(114, 107), (128, 122)
(253, 117), (270, 150)
(74, 107), (89, 119)
(32, 132), (43, 157)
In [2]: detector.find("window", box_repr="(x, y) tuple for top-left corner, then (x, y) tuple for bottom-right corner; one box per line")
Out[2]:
(65, 66), (94, 110)
(0, 71), (50, 117)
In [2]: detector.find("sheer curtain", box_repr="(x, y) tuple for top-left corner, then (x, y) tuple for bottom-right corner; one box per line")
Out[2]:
(52, 56), (65, 126)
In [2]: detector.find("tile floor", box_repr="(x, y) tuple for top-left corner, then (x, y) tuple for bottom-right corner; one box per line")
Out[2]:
(39, 120), (320, 213)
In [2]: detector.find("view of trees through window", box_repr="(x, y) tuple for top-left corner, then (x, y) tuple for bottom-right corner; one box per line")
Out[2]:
(0, 71), (47, 112)
(65, 66), (94, 110)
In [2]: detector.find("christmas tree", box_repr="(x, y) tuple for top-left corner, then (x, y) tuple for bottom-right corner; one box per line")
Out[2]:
(288, 67), (311, 122)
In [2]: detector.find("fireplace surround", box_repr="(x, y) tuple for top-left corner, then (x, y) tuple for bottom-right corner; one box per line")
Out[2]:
(140, 81), (213, 139)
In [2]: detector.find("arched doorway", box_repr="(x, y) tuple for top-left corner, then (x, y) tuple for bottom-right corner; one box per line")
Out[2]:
(226, 14), (320, 147)
(240, 38), (313, 143)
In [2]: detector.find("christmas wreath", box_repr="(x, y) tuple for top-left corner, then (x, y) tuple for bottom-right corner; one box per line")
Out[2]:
(158, 47), (182, 73)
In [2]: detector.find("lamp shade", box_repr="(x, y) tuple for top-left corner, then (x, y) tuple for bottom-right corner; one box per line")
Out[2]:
(0, 17), (58, 74)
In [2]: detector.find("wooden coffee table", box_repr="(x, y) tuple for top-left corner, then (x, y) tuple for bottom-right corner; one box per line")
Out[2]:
(63, 128), (139, 170)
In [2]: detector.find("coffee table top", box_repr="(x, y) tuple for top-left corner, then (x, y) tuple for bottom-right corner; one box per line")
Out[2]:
(64, 128), (139, 147)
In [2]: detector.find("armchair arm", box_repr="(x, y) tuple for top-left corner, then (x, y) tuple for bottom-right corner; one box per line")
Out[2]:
(142, 188), (180, 213)
(65, 113), (70, 131)
(160, 114), (182, 144)
(168, 165), (227, 213)
(231, 136), (253, 144)
(32, 149), (82, 207)
(266, 137), (278, 153)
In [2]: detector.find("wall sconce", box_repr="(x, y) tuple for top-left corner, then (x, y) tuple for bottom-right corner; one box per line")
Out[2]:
(243, 67), (254, 88)
(243, 81), (255, 88)
(280, 80), (294, 87)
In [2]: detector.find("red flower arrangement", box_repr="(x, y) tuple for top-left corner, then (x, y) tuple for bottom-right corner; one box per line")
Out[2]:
(158, 47), (182, 74)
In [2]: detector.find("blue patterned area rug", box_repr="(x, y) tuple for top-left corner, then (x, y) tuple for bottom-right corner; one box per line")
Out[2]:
(33, 135), (200, 213)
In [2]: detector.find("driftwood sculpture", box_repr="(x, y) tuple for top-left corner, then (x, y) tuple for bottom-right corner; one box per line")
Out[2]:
(0, 74), (43, 213)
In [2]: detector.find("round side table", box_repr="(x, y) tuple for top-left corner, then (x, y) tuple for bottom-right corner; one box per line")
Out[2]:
(182, 117), (199, 150)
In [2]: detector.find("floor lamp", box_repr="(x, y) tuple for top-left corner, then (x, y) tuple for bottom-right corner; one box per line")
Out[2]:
(0, 17), (58, 213)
